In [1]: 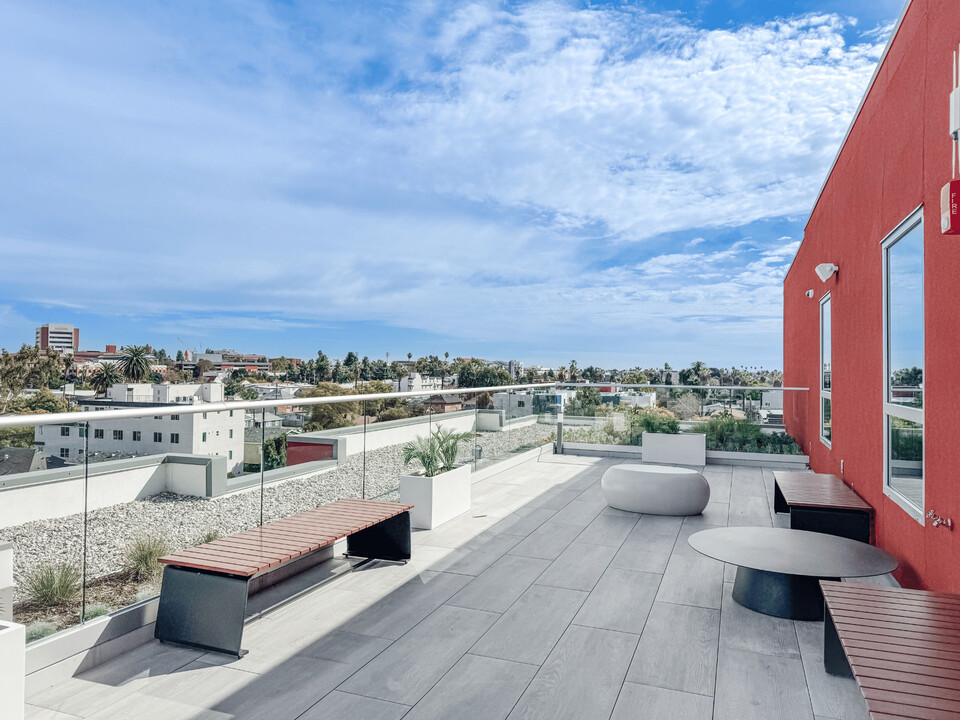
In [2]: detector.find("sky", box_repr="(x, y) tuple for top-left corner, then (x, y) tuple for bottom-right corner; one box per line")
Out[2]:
(0, 0), (903, 370)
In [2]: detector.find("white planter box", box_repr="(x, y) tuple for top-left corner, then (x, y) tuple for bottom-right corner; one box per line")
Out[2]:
(399, 464), (472, 530)
(0, 620), (25, 720)
(0, 541), (13, 623)
(641, 432), (706, 466)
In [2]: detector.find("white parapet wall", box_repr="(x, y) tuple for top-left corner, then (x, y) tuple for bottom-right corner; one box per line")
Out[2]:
(0, 454), (220, 529)
(296, 410), (478, 458)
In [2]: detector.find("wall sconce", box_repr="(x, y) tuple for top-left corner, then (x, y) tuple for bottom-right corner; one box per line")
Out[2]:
(815, 263), (839, 283)
(805, 289), (814, 298)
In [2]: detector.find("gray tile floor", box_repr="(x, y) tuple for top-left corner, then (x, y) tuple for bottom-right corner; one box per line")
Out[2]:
(26, 455), (873, 720)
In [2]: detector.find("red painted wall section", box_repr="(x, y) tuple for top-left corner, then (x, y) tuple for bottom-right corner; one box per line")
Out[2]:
(785, 0), (960, 593)
(286, 441), (334, 465)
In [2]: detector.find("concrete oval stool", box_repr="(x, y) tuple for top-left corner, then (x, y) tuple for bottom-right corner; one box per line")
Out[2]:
(601, 464), (710, 515)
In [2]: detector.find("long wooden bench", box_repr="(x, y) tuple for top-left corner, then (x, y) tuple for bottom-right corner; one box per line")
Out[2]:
(821, 580), (960, 719)
(773, 471), (874, 543)
(155, 498), (413, 656)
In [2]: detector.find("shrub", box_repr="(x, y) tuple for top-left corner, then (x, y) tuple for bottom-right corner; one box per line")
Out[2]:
(692, 413), (802, 454)
(380, 406), (412, 422)
(23, 561), (81, 607)
(123, 534), (169, 582)
(83, 602), (111, 619)
(25, 621), (58, 642)
(627, 407), (680, 444)
(197, 529), (221, 545)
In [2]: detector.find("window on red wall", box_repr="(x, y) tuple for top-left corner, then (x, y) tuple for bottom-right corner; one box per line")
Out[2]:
(882, 207), (924, 522)
(820, 293), (832, 446)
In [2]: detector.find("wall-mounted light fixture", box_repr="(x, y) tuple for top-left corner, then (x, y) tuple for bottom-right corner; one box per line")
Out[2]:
(815, 263), (839, 283)
(805, 289), (814, 298)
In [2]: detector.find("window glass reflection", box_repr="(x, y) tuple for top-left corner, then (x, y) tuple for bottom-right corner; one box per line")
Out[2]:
(821, 296), (831, 391)
(887, 223), (923, 407)
(889, 417), (923, 509)
(821, 397), (831, 442)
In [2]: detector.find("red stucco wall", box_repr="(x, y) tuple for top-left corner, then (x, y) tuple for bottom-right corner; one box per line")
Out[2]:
(784, 0), (960, 592)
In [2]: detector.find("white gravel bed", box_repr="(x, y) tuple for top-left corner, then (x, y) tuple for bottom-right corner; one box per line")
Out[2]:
(4, 423), (553, 598)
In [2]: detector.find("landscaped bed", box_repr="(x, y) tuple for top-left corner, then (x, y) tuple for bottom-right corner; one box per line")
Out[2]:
(563, 409), (801, 454)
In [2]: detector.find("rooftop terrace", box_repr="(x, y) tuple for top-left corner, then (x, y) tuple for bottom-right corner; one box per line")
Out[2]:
(24, 453), (875, 720)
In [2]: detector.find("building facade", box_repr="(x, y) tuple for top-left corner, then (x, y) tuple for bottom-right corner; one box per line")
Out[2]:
(35, 323), (78, 353)
(196, 350), (270, 373)
(783, 0), (959, 592)
(35, 382), (244, 475)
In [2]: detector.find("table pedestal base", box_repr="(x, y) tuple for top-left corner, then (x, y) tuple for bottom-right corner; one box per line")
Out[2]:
(732, 566), (838, 620)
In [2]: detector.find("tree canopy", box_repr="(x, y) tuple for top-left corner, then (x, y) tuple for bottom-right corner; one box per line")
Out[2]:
(300, 383), (360, 431)
(118, 345), (153, 382)
(455, 360), (512, 389)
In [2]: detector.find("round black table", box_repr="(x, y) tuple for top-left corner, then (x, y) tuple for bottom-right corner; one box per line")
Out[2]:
(688, 527), (898, 620)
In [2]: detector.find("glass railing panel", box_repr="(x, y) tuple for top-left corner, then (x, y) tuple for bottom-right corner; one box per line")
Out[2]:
(80, 403), (262, 621)
(2, 416), (86, 642)
(682, 388), (802, 455)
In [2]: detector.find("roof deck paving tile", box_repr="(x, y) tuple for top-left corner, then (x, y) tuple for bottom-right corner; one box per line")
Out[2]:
(26, 456), (878, 720)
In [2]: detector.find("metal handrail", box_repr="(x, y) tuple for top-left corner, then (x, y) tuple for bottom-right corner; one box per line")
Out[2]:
(0, 381), (808, 429)
(0, 382), (558, 428)
(554, 383), (807, 391)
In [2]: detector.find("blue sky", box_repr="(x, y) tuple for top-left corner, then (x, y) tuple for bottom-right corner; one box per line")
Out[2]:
(0, 0), (901, 369)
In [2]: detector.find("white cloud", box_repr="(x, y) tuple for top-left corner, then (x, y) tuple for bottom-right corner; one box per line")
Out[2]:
(0, 2), (887, 365)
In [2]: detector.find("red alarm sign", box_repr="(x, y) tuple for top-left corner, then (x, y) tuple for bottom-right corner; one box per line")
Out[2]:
(942, 180), (960, 234)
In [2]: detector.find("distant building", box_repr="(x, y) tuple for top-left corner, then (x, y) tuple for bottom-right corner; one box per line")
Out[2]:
(35, 382), (244, 475)
(488, 359), (523, 378)
(71, 345), (114, 364)
(0, 448), (67, 476)
(397, 373), (443, 393)
(426, 394), (463, 414)
(35, 323), (78, 353)
(196, 350), (270, 373)
(610, 391), (656, 409)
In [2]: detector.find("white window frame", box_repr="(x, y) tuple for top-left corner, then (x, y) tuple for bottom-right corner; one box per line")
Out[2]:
(881, 206), (925, 524)
(819, 292), (832, 448)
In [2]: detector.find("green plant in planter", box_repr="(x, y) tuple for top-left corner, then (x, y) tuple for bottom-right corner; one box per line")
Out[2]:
(627, 406), (679, 445)
(402, 427), (473, 477)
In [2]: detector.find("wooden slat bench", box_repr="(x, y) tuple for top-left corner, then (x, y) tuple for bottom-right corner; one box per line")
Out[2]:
(155, 498), (413, 656)
(773, 471), (874, 543)
(821, 580), (960, 719)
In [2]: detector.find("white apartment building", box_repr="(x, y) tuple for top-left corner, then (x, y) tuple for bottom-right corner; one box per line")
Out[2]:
(35, 382), (245, 475)
(613, 391), (657, 409)
(35, 323), (78, 353)
(396, 373), (443, 393)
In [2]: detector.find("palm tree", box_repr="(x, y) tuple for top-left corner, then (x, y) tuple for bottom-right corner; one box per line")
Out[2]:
(90, 363), (124, 396)
(118, 345), (152, 382)
(690, 360), (709, 386)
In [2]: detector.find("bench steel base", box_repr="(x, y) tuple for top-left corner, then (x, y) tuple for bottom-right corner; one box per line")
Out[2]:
(822, 608), (853, 677)
(155, 567), (249, 657)
(156, 510), (412, 656)
(347, 511), (412, 562)
(774, 484), (871, 544)
(732, 566), (838, 621)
